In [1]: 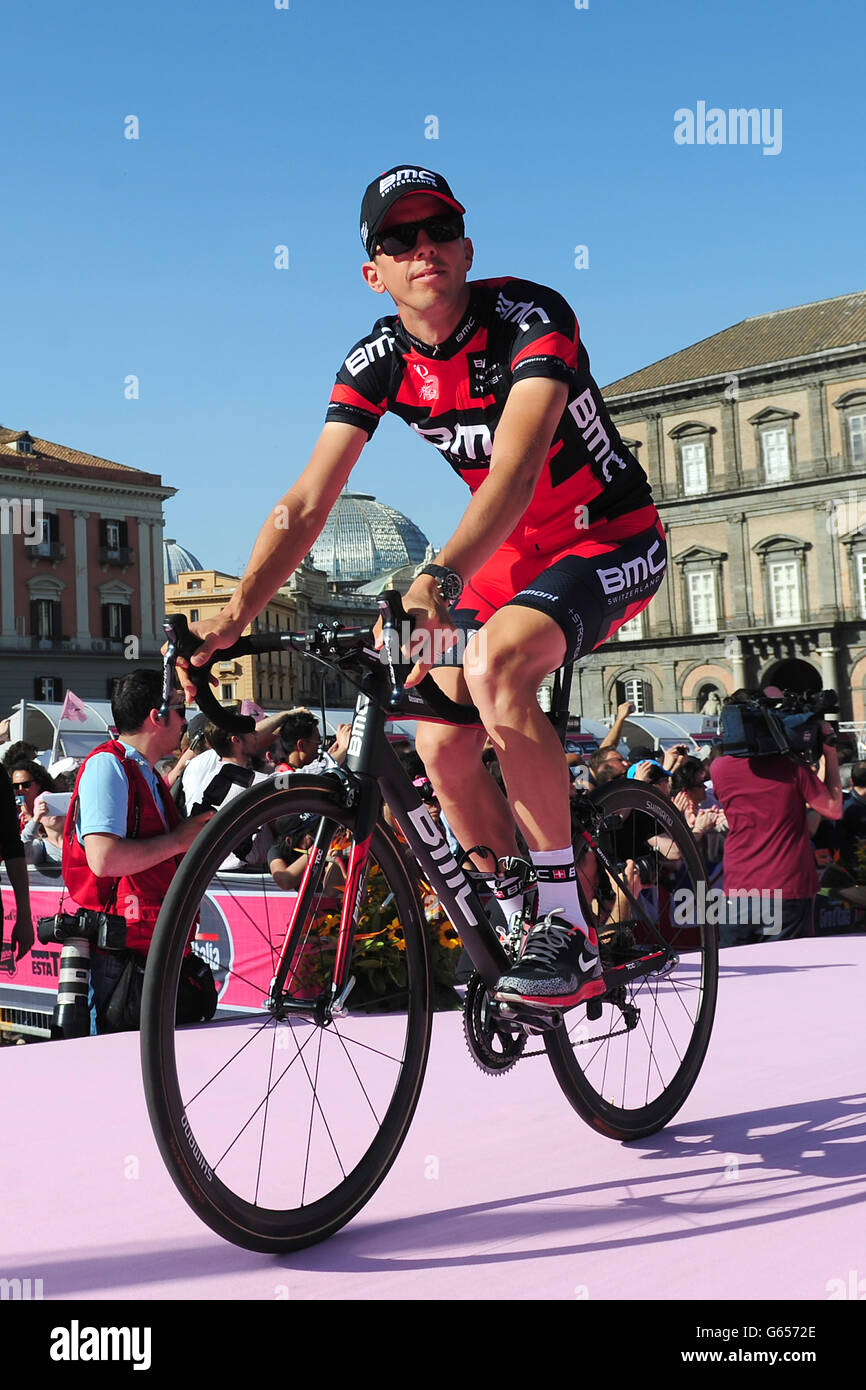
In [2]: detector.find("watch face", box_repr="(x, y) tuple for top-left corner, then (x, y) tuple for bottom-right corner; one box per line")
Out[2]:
(440, 571), (463, 603)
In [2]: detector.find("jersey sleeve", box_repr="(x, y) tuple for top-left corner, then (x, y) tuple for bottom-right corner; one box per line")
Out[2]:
(492, 279), (580, 387)
(325, 320), (396, 438)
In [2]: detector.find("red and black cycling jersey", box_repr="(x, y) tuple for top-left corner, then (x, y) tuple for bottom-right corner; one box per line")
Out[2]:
(326, 276), (653, 552)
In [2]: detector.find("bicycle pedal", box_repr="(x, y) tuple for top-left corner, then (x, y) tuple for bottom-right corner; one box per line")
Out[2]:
(496, 1000), (563, 1034)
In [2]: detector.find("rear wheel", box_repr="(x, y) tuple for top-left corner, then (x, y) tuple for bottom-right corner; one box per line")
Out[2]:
(141, 779), (431, 1252)
(545, 780), (717, 1139)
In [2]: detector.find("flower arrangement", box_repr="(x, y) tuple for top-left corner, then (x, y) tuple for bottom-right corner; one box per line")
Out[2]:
(286, 860), (463, 1010)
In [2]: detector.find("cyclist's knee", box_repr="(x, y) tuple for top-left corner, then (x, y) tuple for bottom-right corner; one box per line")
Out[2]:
(415, 723), (485, 782)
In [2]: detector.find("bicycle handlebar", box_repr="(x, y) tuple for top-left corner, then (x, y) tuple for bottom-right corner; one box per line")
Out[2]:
(162, 595), (482, 733)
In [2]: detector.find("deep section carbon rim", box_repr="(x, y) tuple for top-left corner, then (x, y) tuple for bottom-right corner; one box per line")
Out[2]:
(140, 780), (431, 1251)
(545, 779), (717, 1140)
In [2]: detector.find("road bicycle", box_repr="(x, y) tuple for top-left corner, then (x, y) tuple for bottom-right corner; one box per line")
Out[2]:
(140, 599), (716, 1252)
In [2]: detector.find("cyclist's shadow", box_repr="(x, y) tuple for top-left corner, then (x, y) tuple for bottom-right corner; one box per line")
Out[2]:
(276, 1091), (866, 1273)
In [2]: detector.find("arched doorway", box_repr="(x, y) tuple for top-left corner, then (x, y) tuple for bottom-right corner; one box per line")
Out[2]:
(762, 658), (821, 694)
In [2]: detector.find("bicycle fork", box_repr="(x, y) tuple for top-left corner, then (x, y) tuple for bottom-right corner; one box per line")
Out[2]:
(269, 782), (380, 1022)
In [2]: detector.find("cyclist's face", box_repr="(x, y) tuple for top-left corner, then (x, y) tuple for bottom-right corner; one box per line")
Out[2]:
(362, 193), (473, 313)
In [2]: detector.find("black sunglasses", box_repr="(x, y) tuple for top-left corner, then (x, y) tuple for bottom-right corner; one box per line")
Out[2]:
(372, 214), (464, 258)
(13, 779), (35, 791)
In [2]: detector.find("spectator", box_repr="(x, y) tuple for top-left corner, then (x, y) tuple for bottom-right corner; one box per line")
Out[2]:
(8, 760), (55, 828)
(0, 762), (33, 961)
(839, 761), (866, 871)
(711, 726), (843, 946)
(62, 669), (214, 1032)
(588, 747), (630, 786)
(2, 739), (38, 768)
(276, 709), (351, 774)
(21, 791), (72, 868)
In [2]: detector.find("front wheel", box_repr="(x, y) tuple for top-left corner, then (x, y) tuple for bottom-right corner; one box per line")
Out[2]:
(141, 779), (432, 1252)
(545, 779), (717, 1140)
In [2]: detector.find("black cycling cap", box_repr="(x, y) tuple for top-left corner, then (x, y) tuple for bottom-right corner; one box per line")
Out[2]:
(360, 165), (465, 256)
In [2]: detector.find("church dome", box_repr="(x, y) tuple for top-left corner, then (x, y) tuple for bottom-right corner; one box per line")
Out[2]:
(163, 538), (204, 584)
(310, 492), (430, 584)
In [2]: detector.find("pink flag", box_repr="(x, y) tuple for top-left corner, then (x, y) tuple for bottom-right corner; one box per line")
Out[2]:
(240, 699), (266, 723)
(60, 690), (88, 724)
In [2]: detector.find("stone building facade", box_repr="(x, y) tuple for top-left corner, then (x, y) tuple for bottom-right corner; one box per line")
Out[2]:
(573, 291), (866, 721)
(0, 426), (173, 709)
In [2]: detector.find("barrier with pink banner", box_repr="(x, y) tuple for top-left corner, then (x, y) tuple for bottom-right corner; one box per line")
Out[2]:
(0, 866), (298, 1033)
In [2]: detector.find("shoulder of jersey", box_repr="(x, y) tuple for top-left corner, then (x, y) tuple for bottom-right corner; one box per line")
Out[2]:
(339, 313), (402, 384)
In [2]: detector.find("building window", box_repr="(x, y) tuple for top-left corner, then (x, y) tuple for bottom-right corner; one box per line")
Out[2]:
(99, 518), (131, 563)
(687, 571), (717, 632)
(616, 678), (653, 714)
(189, 609), (199, 623)
(31, 512), (63, 559)
(102, 602), (132, 640)
(850, 413), (866, 466)
(34, 676), (63, 702)
(187, 579), (202, 591)
(31, 597), (60, 639)
(682, 442), (707, 496)
(754, 535), (810, 628)
(769, 561), (801, 625)
(761, 428), (791, 482)
(221, 683), (236, 702)
(857, 553), (866, 619)
(617, 612), (644, 641)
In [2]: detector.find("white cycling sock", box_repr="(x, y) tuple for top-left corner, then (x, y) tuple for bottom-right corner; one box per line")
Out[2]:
(530, 846), (589, 938)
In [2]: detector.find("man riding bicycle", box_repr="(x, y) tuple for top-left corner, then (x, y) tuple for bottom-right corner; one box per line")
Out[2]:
(183, 165), (666, 1012)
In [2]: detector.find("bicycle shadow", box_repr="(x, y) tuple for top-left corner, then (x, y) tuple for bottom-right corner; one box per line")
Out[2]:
(272, 1091), (866, 1275)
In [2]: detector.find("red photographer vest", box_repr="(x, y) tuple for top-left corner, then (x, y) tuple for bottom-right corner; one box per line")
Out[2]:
(62, 740), (182, 953)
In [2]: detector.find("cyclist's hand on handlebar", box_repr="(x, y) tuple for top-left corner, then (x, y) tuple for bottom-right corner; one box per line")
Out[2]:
(400, 578), (457, 688)
(174, 613), (246, 702)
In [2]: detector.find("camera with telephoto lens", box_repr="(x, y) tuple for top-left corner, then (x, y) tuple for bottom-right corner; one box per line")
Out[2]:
(721, 687), (838, 764)
(37, 909), (128, 950)
(615, 848), (665, 886)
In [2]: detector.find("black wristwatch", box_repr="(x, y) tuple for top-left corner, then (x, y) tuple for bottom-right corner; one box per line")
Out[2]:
(418, 564), (464, 604)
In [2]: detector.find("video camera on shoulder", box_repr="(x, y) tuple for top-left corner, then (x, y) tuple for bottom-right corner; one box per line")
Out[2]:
(720, 687), (838, 765)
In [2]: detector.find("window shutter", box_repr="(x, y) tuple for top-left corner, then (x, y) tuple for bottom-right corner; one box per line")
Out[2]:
(102, 604), (111, 638)
(119, 520), (129, 549)
(48, 512), (60, 542)
(30, 599), (40, 636)
(121, 603), (132, 637)
(99, 519), (109, 547)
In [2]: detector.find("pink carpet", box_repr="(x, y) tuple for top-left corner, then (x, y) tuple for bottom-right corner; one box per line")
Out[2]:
(2, 936), (864, 1301)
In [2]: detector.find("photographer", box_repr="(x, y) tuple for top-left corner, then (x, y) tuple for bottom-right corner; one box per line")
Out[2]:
(62, 670), (214, 1032)
(712, 712), (842, 945)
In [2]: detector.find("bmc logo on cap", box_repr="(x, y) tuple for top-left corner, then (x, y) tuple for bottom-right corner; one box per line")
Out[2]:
(380, 168), (438, 196)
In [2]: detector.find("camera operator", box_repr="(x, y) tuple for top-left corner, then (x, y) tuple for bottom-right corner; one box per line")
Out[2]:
(63, 670), (214, 1031)
(711, 717), (842, 945)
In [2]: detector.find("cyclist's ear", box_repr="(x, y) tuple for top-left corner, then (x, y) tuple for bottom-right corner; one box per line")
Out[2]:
(463, 236), (474, 272)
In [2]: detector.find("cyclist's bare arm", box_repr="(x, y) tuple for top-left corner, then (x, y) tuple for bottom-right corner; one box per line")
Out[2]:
(403, 377), (568, 686)
(183, 423), (367, 680)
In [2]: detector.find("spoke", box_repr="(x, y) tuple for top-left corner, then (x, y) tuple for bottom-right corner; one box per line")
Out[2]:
(211, 1021), (322, 1174)
(330, 1023), (384, 1125)
(184, 1013), (277, 1108)
(254, 1018), (279, 1207)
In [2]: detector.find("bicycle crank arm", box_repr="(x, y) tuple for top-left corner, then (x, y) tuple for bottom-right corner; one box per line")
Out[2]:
(602, 948), (678, 989)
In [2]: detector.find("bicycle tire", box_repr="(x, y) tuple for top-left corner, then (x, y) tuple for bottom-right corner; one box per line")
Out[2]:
(141, 778), (431, 1252)
(545, 779), (717, 1140)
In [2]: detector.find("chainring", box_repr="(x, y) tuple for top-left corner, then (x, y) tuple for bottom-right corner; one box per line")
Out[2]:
(462, 973), (527, 1075)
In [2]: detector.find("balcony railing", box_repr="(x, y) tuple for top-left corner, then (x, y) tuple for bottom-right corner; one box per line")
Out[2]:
(98, 546), (135, 565)
(27, 541), (66, 562)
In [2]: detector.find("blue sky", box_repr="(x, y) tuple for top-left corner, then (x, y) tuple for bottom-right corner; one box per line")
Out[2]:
(2, 0), (862, 574)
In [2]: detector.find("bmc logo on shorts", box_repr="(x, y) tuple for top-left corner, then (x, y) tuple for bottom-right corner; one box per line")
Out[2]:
(598, 540), (666, 595)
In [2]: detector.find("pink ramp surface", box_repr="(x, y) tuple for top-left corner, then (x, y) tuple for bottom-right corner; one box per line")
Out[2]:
(1, 935), (864, 1301)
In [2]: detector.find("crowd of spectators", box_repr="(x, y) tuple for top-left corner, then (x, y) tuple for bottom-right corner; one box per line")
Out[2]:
(1, 676), (863, 1035)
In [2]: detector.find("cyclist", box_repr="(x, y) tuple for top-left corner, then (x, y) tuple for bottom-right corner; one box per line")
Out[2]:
(182, 165), (666, 1012)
